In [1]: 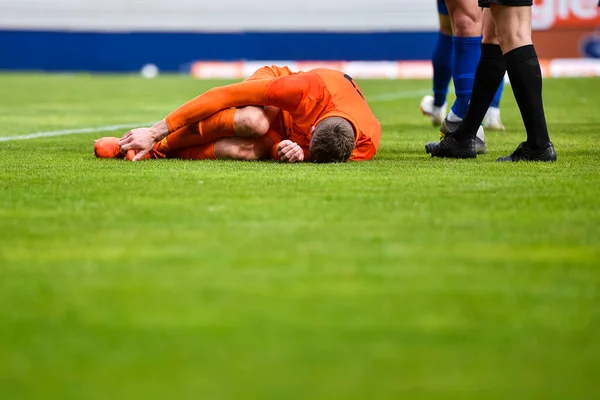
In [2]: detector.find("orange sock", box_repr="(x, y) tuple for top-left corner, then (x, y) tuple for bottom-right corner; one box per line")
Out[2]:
(156, 108), (236, 154)
(174, 143), (217, 160)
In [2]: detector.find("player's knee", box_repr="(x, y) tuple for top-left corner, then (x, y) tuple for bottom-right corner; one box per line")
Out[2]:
(452, 14), (481, 37)
(449, 2), (482, 37)
(482, 10), (499, 44)
(235, 107), (270, 137)
(496, 27), (531, 53)
(439, 15), (453, 36)
(236, 143), (260, 161)
(482, 26), (499, 44)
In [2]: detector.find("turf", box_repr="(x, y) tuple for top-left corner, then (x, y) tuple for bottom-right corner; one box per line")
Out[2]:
(0, 74), (598, 399)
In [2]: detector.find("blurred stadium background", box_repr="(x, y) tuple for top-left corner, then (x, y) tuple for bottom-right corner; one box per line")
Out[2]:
(1, 0), (599, 77)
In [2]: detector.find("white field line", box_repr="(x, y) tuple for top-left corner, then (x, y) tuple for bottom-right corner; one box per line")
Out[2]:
(0, 122), (157, 143)
(0, 89), (429, 143)
(368, 89), (429, 102)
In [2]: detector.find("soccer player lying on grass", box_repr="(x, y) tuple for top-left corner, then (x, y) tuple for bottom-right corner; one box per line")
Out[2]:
(94, 65), (381, 163)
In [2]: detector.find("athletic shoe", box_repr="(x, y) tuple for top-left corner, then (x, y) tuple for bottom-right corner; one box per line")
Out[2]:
(440, 117), (487, 155)
(482, 107), (506, 131)
(497, 141), (557, 162)
(94, 137), (122, 158)
(425, 131), (477, 159)
(420, 95), (447, 127)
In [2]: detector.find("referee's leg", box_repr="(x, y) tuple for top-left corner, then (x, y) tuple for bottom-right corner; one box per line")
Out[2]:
(492, 1), (556, 162)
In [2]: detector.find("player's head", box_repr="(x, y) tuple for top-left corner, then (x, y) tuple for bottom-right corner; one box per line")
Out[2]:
(309, 117), (355, 163)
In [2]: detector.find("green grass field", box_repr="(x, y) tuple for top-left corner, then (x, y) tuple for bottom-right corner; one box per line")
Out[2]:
(0, 74), (599, 399)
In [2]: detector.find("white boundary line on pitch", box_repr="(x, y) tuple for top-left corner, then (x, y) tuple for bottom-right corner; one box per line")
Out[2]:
(0, 122), (157, 143)
(368, 89), (430, 102)
(0, 89), (429, 143)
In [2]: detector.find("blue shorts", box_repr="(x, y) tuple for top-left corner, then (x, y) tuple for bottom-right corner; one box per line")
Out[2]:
(438, 0), (449, 15)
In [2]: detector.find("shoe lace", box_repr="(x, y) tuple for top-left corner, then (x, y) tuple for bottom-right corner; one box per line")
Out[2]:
(151, 149), (167, 159)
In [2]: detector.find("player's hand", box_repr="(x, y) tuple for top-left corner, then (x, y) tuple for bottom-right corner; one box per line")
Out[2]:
(277, 140), (304, 163)
(119, 127), (159, 161)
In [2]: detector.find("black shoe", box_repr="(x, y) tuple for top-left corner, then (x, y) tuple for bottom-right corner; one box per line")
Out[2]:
(425, 131), (477, 159)
(440, 117), (486, 155)
(497, 141), (557, 162)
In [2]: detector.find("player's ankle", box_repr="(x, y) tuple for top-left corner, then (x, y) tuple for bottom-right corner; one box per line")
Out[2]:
(486, 107), (500, 118)
(447, 109), (462, 123)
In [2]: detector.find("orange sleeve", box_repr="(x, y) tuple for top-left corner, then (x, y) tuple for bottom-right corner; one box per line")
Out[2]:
(165, 73), (324, 132)
(265, 129), (310, 162)
(350, 135), (377, 161)
(302, 146), (310, 162)
(266, 129), (284, 160)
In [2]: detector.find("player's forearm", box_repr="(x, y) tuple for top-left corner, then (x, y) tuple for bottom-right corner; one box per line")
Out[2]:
(148, 119), (170, 141)
(165, 80), (271, 132)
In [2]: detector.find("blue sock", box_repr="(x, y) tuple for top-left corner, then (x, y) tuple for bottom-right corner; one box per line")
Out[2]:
(450, 36), (482, 119)
(490, 78), (505, 108)
(432, 32), (453, 108)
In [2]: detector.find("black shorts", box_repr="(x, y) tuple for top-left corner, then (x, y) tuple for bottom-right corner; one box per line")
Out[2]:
(479, 0), (533, 7)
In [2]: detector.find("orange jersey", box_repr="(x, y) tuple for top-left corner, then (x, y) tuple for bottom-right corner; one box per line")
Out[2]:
(166, 66), (381, 161)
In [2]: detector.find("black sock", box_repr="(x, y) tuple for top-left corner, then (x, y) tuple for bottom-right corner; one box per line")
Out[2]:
(454, 44), (505, 141)
(504, 45), (550, 148)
